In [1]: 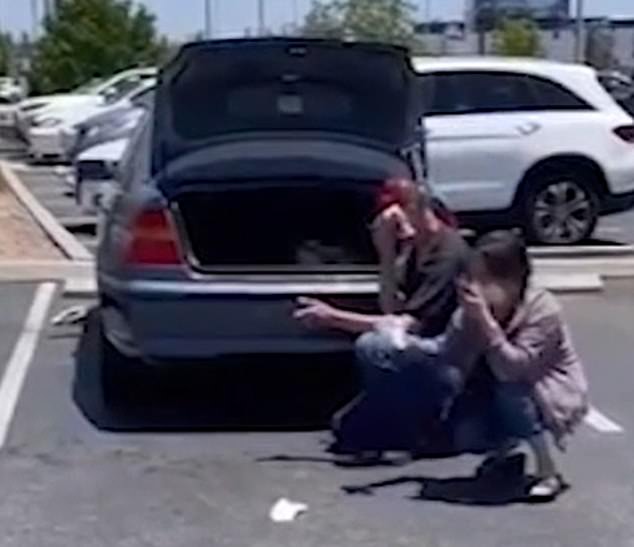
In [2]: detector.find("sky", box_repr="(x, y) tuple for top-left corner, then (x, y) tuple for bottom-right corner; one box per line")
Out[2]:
(2, 0), (634, 39)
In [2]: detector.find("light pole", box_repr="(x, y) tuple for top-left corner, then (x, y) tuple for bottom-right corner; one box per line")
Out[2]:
(424, 0), (432, 25)
(257, 0), (265, 36)
(574, 0), (585, 63)
(473, 0), (498, 55)
(30, 0), (39, 39)
(204, 0), (213, 39)
(292, 0), (299, 32)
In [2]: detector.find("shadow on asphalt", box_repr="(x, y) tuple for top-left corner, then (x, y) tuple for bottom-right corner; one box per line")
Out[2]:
(72, 309), (360, 433)
(342, 472), (534, 507)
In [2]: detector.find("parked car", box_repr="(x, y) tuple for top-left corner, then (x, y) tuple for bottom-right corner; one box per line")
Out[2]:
(75, 137), (129, 218)
(14, 67), (156, 138)
(598, 70), (634, 116)
(96, 38), (423, 398)
(28, 79), (155, 161)
(72, 87), (152, 158)
(0, 77), (26, 103)
(415, 57), (634, 244)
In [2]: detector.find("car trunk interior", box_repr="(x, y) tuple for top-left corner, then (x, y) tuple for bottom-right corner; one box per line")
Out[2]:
(174, 182), (380, 272)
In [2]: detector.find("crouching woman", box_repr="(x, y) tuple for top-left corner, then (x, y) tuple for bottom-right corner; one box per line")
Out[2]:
(451, 231), (589, 500)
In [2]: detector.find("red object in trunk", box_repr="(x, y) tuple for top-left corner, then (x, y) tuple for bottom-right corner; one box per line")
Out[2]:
(376, 178), (414, 213)
(376, 178), (458, 229)
(125, 208), (183, 266)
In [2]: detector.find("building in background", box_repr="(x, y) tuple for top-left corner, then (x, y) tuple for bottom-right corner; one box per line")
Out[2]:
(416, 14), (634, 75)
(466, 0), (570, 30)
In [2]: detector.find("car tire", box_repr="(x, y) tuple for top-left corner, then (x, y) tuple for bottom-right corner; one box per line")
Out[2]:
(522, 169), (600, 246)
(97, 317), (134, 407)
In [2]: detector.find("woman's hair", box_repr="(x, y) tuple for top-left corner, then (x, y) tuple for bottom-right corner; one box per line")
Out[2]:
(471, 231), (532, 296)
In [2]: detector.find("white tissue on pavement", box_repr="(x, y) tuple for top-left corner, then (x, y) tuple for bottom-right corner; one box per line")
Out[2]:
(269, 498), (308, 523)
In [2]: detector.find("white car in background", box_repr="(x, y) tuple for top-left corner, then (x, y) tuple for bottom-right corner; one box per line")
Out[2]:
(0, 77), (26, 103)
(75, 137), (129, 220)
(0, 77), (26, 127)
(15, 67), (156, 138)
(28, 79), (155, 161)
(415, 57), (634, 244)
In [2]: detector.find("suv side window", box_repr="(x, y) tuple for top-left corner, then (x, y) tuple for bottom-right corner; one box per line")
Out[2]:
(525, 76), (593, 110)
(422, 71), (593, 116)
(425, 72), (535, 116)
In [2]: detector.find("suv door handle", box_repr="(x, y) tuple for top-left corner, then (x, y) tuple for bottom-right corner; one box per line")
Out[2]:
(516, 121), (541, 135)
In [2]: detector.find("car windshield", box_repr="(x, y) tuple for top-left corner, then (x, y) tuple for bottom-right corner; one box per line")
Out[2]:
(102, 79), (146, 104)
(73, 78), (104, 94)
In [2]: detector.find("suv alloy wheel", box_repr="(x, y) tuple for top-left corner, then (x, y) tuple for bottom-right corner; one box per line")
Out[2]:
(524, 171), (600, 245)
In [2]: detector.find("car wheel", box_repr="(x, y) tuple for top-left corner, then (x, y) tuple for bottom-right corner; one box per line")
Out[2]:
(523, 171), (600, 245)
(98, 317), (134, 406)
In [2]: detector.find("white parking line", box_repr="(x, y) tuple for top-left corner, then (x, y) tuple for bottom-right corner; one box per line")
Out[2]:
(0, 283), (56, 449)
(584, 407), (625, 434)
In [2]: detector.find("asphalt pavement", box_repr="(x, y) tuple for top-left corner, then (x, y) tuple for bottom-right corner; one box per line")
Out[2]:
(0, 281), (630, 546)
(2, 130), (634, 546)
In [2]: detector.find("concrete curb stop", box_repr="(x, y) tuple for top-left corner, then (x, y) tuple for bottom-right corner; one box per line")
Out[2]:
(0, 161), (93, 262)
(0, 261), (95, 283)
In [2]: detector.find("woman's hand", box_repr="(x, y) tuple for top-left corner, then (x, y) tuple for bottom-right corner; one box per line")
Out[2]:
(294, 297), (339, 330)
(457, 277), (494, 327)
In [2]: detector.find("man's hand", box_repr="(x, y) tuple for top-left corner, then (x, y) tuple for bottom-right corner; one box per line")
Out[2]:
(372, 205), (415, 255)
(294, 297), (340, 330)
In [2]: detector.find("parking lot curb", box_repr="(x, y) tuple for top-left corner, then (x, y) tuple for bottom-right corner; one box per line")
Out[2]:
(0, 260), (95, 283)
(0, 161), (93, 262)
(529, 245), (634, 259)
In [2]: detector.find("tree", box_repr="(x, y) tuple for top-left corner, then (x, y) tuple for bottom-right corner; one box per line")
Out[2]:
(302, 0), (424, 52)
(492, 18), (542, 57)
(302, 1), (344, 39)
(0, 33), (14, 75)
(31, 0), (169, 93)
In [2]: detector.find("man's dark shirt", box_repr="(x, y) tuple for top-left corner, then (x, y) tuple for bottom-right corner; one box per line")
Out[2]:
(398, 229), (470, 337)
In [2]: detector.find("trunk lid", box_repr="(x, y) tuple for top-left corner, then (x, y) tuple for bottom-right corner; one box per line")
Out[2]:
(152, 38), (420, 171)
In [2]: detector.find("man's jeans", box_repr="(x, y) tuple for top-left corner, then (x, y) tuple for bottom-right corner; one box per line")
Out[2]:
(335, 331), (543, 454)
(334, 331), (463, 452)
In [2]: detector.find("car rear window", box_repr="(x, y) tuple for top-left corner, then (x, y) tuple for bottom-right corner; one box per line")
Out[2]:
(162, 43), (413, 147)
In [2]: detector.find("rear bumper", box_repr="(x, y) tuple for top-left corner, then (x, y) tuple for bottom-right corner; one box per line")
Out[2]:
(99, 275), (379, 362)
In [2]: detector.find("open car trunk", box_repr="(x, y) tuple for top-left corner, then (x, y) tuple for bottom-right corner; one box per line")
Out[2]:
(175, 181), (379, 272)
(153, 38), (419, 169)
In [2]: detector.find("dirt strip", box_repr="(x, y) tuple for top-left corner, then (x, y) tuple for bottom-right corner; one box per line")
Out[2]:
(0, 177), (62, 261)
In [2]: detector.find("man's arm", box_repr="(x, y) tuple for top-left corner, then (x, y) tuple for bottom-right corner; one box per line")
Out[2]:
(325, 308), (386, 335)
(294, 297), (418, 335)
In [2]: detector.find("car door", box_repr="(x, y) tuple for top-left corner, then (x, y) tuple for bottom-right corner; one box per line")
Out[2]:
(422, 71), (543, 213)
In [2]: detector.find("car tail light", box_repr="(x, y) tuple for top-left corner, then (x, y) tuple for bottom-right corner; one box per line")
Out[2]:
(125, 208), (183, 266)
(614, 125), (634, 143)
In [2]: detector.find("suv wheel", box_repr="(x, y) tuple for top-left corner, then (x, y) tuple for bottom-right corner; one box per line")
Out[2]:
(523, 170), (600, 245)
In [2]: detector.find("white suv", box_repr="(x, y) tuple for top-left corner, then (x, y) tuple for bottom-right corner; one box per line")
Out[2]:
(414, 57), (634, 244)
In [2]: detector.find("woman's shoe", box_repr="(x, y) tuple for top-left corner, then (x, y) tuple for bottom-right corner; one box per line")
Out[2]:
(527, 474), (568, 502)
